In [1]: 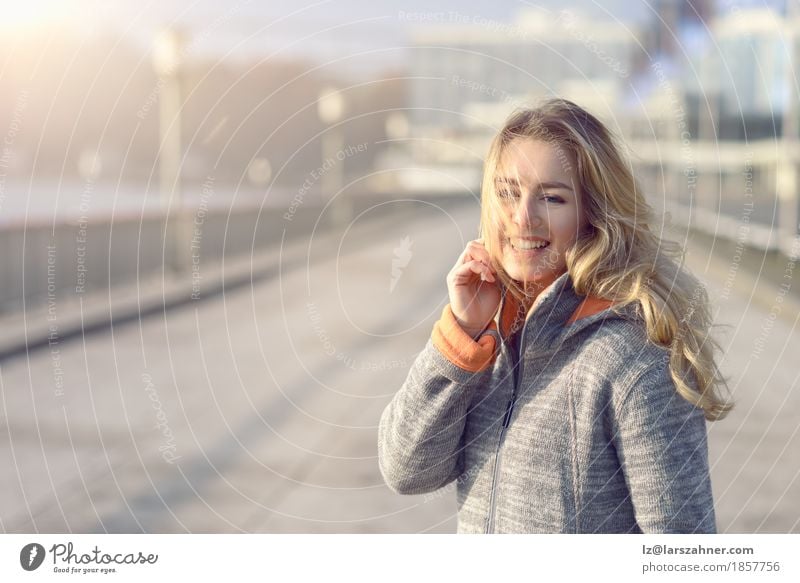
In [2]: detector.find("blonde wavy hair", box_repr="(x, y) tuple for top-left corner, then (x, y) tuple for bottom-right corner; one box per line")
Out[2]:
(479, 98), (732, 421)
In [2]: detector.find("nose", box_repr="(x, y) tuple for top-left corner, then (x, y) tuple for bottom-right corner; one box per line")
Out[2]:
(512, 193), (544, 229)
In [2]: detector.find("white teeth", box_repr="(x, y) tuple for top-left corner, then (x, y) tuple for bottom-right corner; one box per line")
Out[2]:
(511, 239), (550, 250)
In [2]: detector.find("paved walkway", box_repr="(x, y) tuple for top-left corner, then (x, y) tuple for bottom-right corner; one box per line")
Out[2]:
(0, 199), (797, 533)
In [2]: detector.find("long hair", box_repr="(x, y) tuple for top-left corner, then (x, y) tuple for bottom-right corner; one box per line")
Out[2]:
(479, 98), (732, 421)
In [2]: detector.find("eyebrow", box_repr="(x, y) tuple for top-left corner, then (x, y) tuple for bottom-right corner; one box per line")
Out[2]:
(494, 177), (574, 192)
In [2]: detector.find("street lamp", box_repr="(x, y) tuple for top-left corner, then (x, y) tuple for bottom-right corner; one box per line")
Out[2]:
(247, 157), (272, 186)
(382, 112), (409, 193)
(152, 28), (187, 271)
(317, 86), (347, 229)
(153, 28), (185, 208)
(317, 86), (344, 125)
(384, 112), (409, 140)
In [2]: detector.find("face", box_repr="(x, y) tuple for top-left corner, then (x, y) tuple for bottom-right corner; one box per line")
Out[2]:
(493, 138), (589, 286)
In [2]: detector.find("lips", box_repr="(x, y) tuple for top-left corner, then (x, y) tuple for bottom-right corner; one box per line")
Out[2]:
(509, 237), (550, 251)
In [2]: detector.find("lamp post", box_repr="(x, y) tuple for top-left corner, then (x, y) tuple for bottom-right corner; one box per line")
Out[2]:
(152, 28), (187, 272)
(384, 112), (409, 141)
(317, 86), (347, 229)
(384, 112), (409, 194)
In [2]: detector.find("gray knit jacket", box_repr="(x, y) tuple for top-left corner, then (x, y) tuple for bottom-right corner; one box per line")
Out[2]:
(378, 271), (716, 533)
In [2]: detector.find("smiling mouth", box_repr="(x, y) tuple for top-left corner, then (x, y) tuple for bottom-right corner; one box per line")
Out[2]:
(509, 238), (550, 251)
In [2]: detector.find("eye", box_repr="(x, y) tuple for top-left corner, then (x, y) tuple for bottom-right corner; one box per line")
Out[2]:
(541, 194), (564, 203)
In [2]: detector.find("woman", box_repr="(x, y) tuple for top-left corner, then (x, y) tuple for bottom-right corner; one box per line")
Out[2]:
(377, 98), (732, 534)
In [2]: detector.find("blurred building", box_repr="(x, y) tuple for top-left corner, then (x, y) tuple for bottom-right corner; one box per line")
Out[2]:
(598, 1), (800, 255)
(648, 0), (715, 60)
(382, 7), (640, 194)
(711, 7), (797, 133)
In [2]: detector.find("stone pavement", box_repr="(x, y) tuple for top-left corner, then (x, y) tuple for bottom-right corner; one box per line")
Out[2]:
(0, 198), (797, 533)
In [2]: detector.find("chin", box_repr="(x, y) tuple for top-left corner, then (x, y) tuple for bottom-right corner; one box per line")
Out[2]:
(511, 269), (557, 284)
(501, 251), (563, 284)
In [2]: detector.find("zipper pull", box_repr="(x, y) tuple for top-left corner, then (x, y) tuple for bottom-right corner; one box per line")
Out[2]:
(502, 398), (514, 428)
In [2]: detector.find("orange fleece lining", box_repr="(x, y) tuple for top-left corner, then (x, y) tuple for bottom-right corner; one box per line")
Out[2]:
(431, 306), (499, 373)
(433, 293), (615, 373)
(566, 296), (616, 324)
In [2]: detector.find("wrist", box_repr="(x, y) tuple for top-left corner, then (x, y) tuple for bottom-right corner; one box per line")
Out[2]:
(432, 305), (499, 373)
(453, 316), (485, 339)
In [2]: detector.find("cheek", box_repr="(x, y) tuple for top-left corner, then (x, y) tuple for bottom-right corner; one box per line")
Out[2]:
(497, 212), (513, 236)
(495, 220), (514, 246)
(552, 214), (583, 245)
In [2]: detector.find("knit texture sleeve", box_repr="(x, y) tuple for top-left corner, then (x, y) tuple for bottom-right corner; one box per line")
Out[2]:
(612, 358), (717, 533)
(377, 336), (491, 495)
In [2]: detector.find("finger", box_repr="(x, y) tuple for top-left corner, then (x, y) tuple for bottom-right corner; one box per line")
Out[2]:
(452, 260), (496, 284)
(455, 243), (474, 265)
(467, 240), (492, 263)
(459, 240), (495, 270)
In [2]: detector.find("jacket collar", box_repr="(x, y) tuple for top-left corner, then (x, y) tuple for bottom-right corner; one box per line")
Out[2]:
(496, 271), (640, 349)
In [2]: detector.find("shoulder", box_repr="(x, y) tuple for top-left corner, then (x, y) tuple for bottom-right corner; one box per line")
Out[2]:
(563, 311), (681, 411)
(568, 312), (666, 377)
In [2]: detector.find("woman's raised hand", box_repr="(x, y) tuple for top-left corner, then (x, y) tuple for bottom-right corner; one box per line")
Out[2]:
(446, 239), (501, 338)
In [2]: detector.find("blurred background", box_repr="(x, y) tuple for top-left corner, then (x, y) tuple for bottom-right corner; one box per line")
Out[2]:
(0, 0), (798, 533)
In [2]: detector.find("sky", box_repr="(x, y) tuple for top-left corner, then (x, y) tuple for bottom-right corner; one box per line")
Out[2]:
(0, 0), (652, 62)
(0, 0), (788, 72)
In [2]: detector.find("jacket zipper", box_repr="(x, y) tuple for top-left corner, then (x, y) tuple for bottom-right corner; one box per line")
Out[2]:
(485, 306), (530, 534)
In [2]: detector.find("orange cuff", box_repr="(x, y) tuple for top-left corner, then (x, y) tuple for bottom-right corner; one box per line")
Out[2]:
(431, 305), (498, 373)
